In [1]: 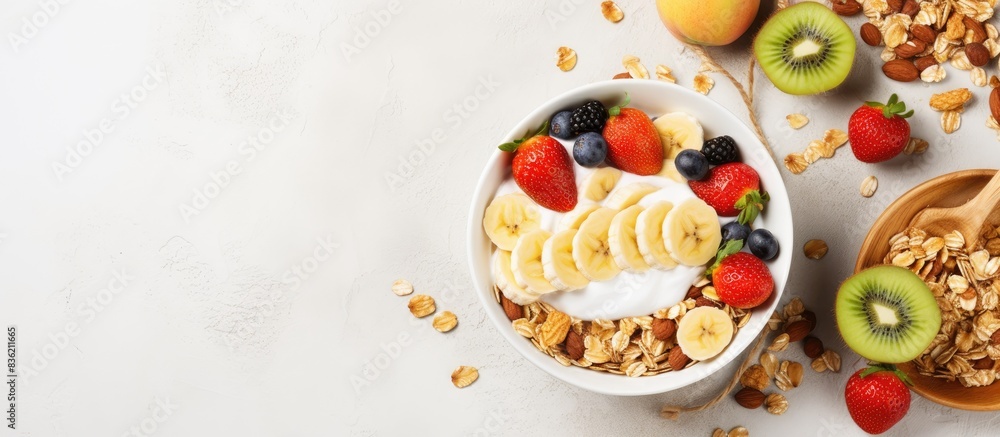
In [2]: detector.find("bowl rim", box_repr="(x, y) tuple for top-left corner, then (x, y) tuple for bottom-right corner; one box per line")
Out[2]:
(854, 168), (1000, 411)
(466, 80), (794, 396)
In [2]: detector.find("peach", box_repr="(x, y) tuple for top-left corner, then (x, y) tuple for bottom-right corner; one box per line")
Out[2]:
(656, 0), (760, 46)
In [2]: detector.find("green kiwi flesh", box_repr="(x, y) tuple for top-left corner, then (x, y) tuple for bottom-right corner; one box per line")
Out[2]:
(836, 265), (942, 364)
(753, 2), (856, 95)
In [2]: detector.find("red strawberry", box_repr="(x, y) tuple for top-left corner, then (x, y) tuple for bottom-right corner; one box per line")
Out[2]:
(712, 251), (774, 309)
(845, 365), (912, 435)
(688, 163), (769, 225)
(602, 94), (664, 175)
(848, 94), (913, 163)
(499, 122), (577, 212)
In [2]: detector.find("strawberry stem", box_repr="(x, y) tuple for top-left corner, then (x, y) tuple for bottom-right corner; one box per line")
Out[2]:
(864, 94), (914, 119)
(706, 239), (743, 277)
(498, 120), (549, 152)
(607, 92), (631, 117)
(860, 363), (914, 387)
(735, 190), (770, 225)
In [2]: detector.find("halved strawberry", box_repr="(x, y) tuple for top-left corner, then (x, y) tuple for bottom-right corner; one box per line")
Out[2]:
(499, 122), (577, 212)
(688, 162), (769, 224)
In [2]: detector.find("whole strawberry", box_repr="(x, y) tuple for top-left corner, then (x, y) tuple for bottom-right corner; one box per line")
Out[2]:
(688, 163), (769, 225)
(499, 121), (577, 212)
(848, 94), (913, 163)
(712, 251), (774, 309)
(602, 94), (664, 175)
(845, 365), (912, 435)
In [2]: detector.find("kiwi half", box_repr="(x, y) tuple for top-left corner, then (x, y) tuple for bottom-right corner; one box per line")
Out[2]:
(753, 2), (856, 95)
(836, 265), (942, 364)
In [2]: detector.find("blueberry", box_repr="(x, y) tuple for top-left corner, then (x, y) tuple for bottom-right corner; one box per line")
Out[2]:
(573, 132), (608, 167)
(549, 110), (574, 140)
(721, 222), (751, 244)
(674, 149), (709, 181)
(747, 228), (779, 261)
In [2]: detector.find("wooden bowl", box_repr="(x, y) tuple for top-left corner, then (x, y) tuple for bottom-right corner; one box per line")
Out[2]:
(855, 169), (1000, 411)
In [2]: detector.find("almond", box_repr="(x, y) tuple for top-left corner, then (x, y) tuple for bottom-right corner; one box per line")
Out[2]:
(500, 294), (523, 321)
(668, 347), (690, 370)
(695, 296), (720, 308)
(802, 310), (817, 331)
(652, 318), (676, 341)
(910, 24), (937, 44)
(966, 42), (990, 67)
(974, 357), (995, 370)
(887, 0), (903, 12)
(901, 0), (920, 17)
(784, 320), (813, 342)
(993, 328), (1000, 345)
(860, 23), (882, 46)
(612, 72), (632, 80)
(883, 59), (919, 82)
(832, 0), (862, 15)
(564, 330), (584, 360)
(895, 40), (926, 59)
(803, 336), (825, 358)
(964, 16), (988, 44)
(915, 56), (938, 72)
(991, 87), (1000, 123)
(734, 387), (766, 409)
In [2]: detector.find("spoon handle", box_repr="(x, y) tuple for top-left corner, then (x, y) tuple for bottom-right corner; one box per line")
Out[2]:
(965, 170), (1000, 225)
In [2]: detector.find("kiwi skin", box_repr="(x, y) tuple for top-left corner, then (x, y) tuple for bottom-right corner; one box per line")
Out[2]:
(835, 265), (942, 364)
(753, 2), (856, 95)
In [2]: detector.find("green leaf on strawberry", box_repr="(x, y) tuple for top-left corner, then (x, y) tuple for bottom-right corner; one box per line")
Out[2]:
(607, 92), (631, 117)
(864, 93), (913, 119)
(499, 121), (550, 152)
(706, 239), (743, 277)
(735, 190), (770, 226)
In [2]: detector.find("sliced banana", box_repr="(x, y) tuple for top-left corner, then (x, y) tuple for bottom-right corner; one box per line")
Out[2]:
(558, 203), (601, 231)
(653, 112), (704, 159)
(604, 183), (659, 210)
(663, 198), (722, 266)
(655, 159), (685, 183)
(581, 167), (623, 201)
(494, 250), (541, 305)
(483, 193), (542, 251)
(511, 230), (558, 294)
(676, 306), (734, 361)
(542, 229), (590, 291)
(635, 201), (678, 270)
(608, 205), (652, 272)
(572, 208), (622, 281)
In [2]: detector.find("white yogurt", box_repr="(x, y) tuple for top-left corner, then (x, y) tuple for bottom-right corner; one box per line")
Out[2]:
(493, 165), (711, 321)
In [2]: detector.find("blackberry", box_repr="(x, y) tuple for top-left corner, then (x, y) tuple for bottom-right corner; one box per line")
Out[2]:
(569, 100), (608, 135)
(701, 136), (740, 165)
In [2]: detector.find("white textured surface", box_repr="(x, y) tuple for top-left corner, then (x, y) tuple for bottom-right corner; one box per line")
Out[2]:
(3, 0), (1000, 435)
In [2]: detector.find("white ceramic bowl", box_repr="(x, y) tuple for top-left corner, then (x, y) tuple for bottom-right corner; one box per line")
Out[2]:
(466, 80), (793, 396)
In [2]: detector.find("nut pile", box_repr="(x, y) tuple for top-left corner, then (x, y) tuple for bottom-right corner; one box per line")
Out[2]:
(734, 298), (842, 414)
(850, 0), (1000, 84)
(494, 281), (750, 377)
(884, 227), (1000, 387)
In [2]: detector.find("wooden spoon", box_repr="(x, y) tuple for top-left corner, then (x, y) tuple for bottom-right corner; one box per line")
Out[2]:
(908, 170), (1000, 248)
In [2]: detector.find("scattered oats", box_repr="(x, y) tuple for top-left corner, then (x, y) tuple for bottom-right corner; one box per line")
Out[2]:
(765, 393), (789, 415)
(786, 113), (809, 129)
(694, 73), (715, 95)
(728, 426), (750, 437)
(821, 349), (842, 372)
(556, 47), (577, 72)
(860, 175), (878, 198)
(823, 129), (848, 148)
(512, 319), (536, 338)
(929, 88), (972, 111)
(941, 110), (962, 134)
(655, 64), (676, 83)
(951, 51), (974, 70)
(712, 429), (727, 437)
(600, 1), (624, 22)
(972, 67), (988, 87)
(921, 64), (947, 83)
(903, 137), (929, 155)
(451, 366), (479, 388)
(433, 311), (458, 332)
(760, 352), (779, 378)
(408, 294), (436, 318)
(804, 239), (829, 260)
(784, 153), (808, 174)
(622, 55), (649, 79)
(392, 279), (414, 296)
(769, 333), (791, 352)
(811, 356), (828, 373)
(702, 285), (719, 300)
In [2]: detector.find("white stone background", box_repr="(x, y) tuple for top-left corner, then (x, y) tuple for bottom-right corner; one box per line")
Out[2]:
(3, 0), (1000, 435)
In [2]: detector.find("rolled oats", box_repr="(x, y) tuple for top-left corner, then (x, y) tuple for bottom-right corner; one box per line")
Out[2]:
(391, 279), (414, 296)
(408, 294), (436, 318)
(783, 153), (808, 174)
(765, 393), (789, 415)
(786, 113), (809, 129)
(433, 311), (458, 332)
(556, 47), (577, 72)
(941, 110), (962, 133)
(451, 366), (479, 388)
(694, 74), (715, 95)
(860, 176), (879, 198)
(655, 65), (676, 83)
(622, 55), (649, 79)
(600, 1), (624, 23)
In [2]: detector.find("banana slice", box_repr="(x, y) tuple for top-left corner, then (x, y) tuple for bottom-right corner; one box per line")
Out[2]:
(605, 183), (659, 210)
(558, 203), (601, 231)
(511, 230), (559, 294)
(653, 112), (704, 159)
(572, 208), (622, 281)
(663, 198), (722, 266)
(494, 250), (541, 305)
(483, 193), (542, 251)
(676, 306), (734, 361)
(635, 201), (679, 270)
(581, 167), (623, 201)
(608, 205), (652, 272)
(655, 159), (685, 183)
(542, 229), (590, 291)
